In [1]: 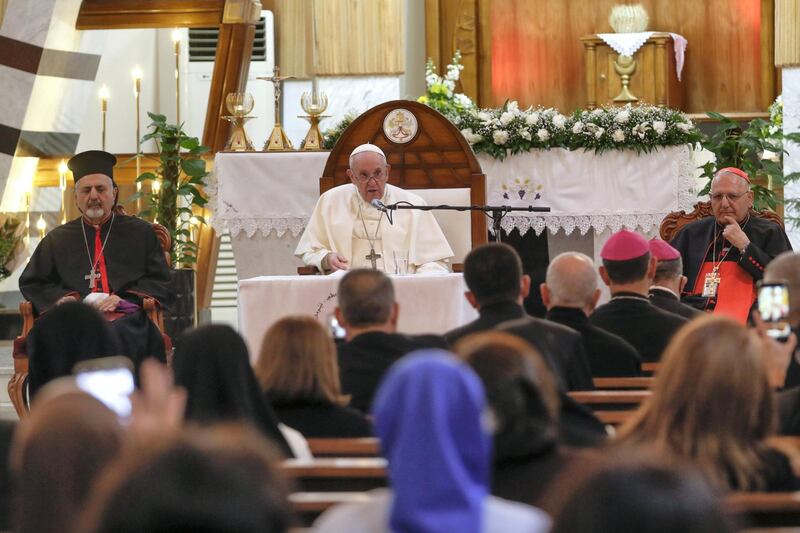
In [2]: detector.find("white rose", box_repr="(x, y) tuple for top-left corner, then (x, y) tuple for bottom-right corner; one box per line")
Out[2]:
(536, 128), (551, 141)
(478, 111), (492, 122)
(552, 114), (567, 129)
(653, 121), (666, 135)
(612, 129), (625, 142)
(507, 100), (519, 113)
(594, 127), (605, 139)
(454, 93), (474, 108)
(520, 130), (532, 141)
(615, 110), (630, 124)
(572, 121), (584, 134)
(500, 111), (515, 126)
(676, 122), (692, 133)
(493, 129), (509, 145)
(526, 112), (540, 125)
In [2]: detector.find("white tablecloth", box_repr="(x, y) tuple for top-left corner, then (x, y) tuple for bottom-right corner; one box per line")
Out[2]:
(211, 146), (694, 239)
(237, 273), (477, 361)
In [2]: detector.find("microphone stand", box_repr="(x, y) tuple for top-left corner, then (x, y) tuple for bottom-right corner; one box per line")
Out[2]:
(379, 201), (551, 243)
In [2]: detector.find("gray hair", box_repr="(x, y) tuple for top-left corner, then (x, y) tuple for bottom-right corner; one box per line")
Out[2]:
(654, 257), (683, 283)
(337, 269), (395, 326)
(546, 252), (597, 307)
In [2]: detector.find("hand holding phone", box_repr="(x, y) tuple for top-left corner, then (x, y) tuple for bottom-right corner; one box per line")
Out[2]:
(73, 356), (135, 419)
(757, 283), (792, 341)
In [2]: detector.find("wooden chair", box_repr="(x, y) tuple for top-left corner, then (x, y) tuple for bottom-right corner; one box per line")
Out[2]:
(593, 377), (654, 390)
(659, 201), (784, 242)
(298, 100), (487, 274)
(281, 458), (388, 492)
(569, 390), (651, 427)
(7, 214), (173, 418)
(641, 362), (661, 375)
(726, 492), (800, 528)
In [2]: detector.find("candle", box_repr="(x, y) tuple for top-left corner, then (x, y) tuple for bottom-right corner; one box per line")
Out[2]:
(171, 30), (181, 124)
(98, 85), (109, 151)
(36, 215), (46, 239)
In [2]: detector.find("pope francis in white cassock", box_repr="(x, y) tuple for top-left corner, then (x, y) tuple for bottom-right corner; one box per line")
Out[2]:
(295, 143), (454, 274)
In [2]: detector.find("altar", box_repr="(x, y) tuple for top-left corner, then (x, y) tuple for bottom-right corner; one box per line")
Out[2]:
(237, 273), (477, 361)
(210, 146), (696, 280)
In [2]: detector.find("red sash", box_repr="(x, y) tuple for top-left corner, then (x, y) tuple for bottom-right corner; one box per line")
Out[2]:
(693, 261), (755, 324)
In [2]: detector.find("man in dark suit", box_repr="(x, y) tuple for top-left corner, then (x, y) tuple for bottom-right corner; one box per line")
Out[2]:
(446, 243), (594, 391)
(590, 230), (688, 362)
(540, 251), (641, 377)
(335, 269), (447, 412)
(648, 238), (703, 320)
(446, 243), (606, 447)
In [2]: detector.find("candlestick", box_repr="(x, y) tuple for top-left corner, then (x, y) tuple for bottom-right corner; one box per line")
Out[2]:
(98, 85), (109, 151)
(172, 30), (181, 124)
(132, 66), (143, 213)
(58, 159), (68, 224)
(36, 215), (46, 239)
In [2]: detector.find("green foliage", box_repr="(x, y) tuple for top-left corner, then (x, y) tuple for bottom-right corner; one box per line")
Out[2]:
(0, 216), (22, 280)
(132, 113), (209, 267)
(698, 102), (798, 215)
(321, 111), (359, 150)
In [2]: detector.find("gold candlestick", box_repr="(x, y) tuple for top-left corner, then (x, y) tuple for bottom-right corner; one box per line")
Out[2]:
(132, 66), (143, 213)
(98, 85), (109, 151)
(257, 66), (295, 151)
(223, 92), (256, 151)
(36, 215), (46, 239)
(58, 159), (68, 224)
(299, 91), (329, 151)
(172, 29), (181, 124)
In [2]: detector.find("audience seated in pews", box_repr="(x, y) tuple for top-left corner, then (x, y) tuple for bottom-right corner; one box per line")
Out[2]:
(647, 239), (703, 320)
(255, 315), (373, 438)
(548, 457), (734, 532)
(26, 301), (123, 398)
(11, 384), (124, 533)
(591, 230), (688, 362)
(335, 269), (447, 413)
(454, 331), (599, 508)
(541, 252), (642, 377)
(313, 350), (551, 533)
(617, 315), (800, 491)
(447, 243), (594, 391)
(80, 424), (291, 533)
(171, 324), (297, 458)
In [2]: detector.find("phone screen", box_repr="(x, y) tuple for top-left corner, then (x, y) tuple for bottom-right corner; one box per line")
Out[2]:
(74, 361), (135, 418)
(758, 283), (791, 340)
(328, 315), (346, 340)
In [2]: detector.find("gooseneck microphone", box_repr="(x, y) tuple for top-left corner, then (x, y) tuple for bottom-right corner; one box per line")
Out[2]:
(370, 199), (387, 211)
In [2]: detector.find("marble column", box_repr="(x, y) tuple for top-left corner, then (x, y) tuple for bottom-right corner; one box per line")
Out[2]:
(783, 70), (800, 250)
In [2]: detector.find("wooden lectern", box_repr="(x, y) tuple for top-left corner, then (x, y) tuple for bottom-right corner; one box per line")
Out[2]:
(581, 32), (684, 109)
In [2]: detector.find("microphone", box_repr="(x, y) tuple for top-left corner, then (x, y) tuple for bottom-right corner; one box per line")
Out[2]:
(370, 199), (387, 211)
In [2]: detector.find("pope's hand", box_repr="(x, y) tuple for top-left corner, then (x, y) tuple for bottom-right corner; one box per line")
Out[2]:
(326, 252), (349, 272)
(93, 294), (121, 312)
(721, 215), (750, 252)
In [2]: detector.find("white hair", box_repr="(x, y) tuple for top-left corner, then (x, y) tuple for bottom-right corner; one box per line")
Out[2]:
(546, 252), (597, 307)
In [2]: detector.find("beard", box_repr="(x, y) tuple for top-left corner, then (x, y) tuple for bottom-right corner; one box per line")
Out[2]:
(85, 206), (105, 219)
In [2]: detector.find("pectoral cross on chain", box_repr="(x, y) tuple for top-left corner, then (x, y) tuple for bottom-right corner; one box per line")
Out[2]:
(85, 269), (101, 289)
(366, 248), (381, 270)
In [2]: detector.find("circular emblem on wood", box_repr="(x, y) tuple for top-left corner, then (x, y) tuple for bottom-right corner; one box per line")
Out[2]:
(382, 108), (418, 144)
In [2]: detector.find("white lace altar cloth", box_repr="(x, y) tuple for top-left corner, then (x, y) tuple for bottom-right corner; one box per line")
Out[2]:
(596, 32), (687, 81)
(210, 146), (695, 241)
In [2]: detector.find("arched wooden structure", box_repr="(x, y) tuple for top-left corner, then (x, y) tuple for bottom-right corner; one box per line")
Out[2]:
(321, 100), (488, 250)
(660, 201), (784, 242)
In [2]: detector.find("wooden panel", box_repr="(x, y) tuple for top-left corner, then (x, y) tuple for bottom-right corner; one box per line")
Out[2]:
(314, 0), (404, 75)
(275, 0), (314, 79)
(0, 0), (6, 28)
(76, 0), (224, 29)
(776, 0), (800, 66)
(424, 0), (481, 102)
(487, 0), (776, 113)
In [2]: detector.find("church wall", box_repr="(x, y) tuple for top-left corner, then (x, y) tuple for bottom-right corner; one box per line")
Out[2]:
(486, 0), (777, 114)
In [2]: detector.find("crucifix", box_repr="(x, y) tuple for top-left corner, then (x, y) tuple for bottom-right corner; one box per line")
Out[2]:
(365, 248), (381, 270)
(85, 269), (101, 289)
(257, 66), (295, 151)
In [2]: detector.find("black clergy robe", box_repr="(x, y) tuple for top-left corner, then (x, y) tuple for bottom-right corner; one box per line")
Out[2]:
(19, 214), (175, 367)
(670, 216), (792, 320)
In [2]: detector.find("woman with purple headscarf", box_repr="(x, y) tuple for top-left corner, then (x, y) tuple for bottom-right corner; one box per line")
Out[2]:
(313, 350), (549, 533)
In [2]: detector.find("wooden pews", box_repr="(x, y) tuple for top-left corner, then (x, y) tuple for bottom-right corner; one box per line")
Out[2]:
(282, 458), (388, 492)
(727, 492), (800, 528)
(307, 438), (380, 457)
(593, 377), (654, 390)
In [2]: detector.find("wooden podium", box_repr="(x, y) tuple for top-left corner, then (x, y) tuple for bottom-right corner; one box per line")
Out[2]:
(581, 32), (684, 109)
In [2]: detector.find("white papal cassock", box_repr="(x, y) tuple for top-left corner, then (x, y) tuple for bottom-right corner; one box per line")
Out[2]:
(295, 183), (454, 274)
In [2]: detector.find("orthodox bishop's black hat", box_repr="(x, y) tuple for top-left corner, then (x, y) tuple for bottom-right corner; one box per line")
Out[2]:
(67, 150), (117, 186)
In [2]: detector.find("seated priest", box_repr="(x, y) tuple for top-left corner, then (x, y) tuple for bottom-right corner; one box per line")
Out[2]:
(19, 150), (174, 368)
(670, 167), (792, 323)
(295, 143), (454, 273)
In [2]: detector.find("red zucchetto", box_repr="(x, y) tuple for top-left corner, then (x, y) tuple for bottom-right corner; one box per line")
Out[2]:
(648, 238), (681, 261)
(601, 230), (650, 261)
